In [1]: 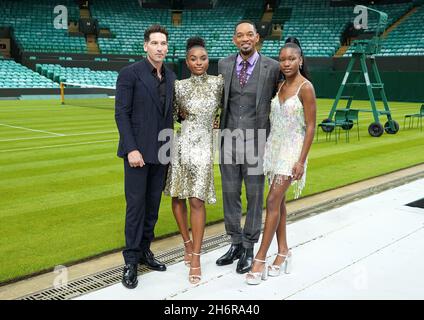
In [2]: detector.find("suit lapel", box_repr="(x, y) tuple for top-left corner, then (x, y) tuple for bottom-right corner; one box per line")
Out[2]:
(134, 59), (162, 114)
(256, 55), (269, 109)
(223, 55), (237, 112)
(164, 68), (173, 118)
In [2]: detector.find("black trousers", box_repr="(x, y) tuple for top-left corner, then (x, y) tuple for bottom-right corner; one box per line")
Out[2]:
(122, 160), (167, 264)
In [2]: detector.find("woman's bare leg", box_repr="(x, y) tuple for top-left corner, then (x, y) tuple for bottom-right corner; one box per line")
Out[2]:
(172, 197), (192, 260)
(271, 195), (290, 266)
(249, 179), (291, 273)
(188, 197), (206, 280)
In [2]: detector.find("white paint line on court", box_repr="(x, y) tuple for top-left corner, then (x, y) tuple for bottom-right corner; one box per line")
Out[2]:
(0, 131), (118, 142)
(0, 139), (118, 153)
(0, 123), (64, 136)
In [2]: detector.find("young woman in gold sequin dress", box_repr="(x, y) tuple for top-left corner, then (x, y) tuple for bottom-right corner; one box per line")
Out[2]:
(164, 37), (223, 284)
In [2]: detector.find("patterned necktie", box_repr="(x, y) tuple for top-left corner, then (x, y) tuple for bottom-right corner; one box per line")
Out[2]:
(239, 60), (249, 87)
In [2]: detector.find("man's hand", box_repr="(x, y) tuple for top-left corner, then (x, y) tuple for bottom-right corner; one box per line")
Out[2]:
(128, 150), (145, 168)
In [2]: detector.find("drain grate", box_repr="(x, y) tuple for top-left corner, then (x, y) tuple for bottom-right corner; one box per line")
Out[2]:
(19, 233), (231, 300)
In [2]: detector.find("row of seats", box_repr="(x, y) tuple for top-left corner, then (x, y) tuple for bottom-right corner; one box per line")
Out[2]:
(91, 0), (171, 56)
(36, 64), (118, 88)
(0, 60), (58, 88)
(377, 5), (424, 57)
(0, 0), (421, 58)
(0, 0), (86, 54)
(261, 0), (413, 57)
(90, 0), (262, 58)
(342, 2), (421, 56)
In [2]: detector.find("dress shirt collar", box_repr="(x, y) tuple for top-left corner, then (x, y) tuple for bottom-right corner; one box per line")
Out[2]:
(236, 51), (259, 67)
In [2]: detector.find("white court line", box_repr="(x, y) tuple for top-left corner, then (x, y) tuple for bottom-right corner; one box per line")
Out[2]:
(0, 130), (117, 142)
(0, 139), (118, 153)
(0, 123), (64, 136)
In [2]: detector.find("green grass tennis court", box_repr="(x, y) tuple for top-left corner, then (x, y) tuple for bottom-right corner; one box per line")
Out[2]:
(0, 97), (423, 284)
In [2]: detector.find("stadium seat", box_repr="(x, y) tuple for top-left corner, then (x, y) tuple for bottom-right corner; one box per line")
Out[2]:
(0, 0), (86, 54)
(0, 60), (59, 88)
(91, 0), (262, 57)
(36, 64), (118, 88)
(344, 3), (420, 57)
(0, 0), (420, 58)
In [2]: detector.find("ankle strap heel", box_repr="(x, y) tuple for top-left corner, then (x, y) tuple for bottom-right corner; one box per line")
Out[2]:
(189, 252), (202, 284)
(246, 258), (268, 285)
(269, 251), (292, 277)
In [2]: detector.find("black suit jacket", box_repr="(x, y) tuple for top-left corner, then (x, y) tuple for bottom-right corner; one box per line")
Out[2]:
(115, 59), (176, 164)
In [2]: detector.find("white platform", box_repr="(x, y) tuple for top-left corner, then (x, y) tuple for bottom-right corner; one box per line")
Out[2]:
(76, 179), (424, 300)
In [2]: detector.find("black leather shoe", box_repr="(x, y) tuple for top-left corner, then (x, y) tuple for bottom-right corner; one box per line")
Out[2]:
(216, 243), (243, 266)
(139, 249), (167, 271)
(236, 247), (254, 274)
(122, 264), (138, 289)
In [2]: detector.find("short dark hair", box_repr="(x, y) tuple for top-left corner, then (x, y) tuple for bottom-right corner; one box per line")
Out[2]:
(144, 24), (168, 42)
(234, 20), (257, 34)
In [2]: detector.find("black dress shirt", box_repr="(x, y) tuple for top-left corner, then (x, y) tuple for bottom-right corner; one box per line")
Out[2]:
(146, 59), (166, 114)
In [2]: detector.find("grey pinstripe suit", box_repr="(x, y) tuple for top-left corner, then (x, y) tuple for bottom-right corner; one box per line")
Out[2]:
(218, 53), (280, 248)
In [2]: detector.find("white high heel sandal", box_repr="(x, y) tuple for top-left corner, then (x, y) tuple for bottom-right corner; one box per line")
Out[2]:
(268, 251), (292, 277)
(189, 252), (202, 284)
(245, 258), (268, 285)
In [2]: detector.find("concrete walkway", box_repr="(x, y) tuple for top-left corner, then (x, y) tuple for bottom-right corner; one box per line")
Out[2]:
(76, 178), (424, 300)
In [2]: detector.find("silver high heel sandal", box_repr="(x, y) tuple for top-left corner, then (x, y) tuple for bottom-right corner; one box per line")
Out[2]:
(189, 252), (202, 284)
(245, 258), (268, 285)
(183, 239), (192, 267)
(268, 251), (292, 277)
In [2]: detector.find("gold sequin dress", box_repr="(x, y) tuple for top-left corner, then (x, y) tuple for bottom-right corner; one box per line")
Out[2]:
(164, 73), (223, 204)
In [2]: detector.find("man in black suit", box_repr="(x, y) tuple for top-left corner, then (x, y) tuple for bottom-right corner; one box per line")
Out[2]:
(115, 25), (176, 289)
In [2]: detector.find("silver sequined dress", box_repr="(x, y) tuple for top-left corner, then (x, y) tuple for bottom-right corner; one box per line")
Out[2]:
(164, 73), (223, 204)
(263, 80), (310, 199)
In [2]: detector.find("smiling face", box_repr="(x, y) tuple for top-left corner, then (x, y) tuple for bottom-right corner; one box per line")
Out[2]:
(233, 22), (259, 57)
(186, 46), (209, 76)
(144, 32), (168, 65)
(279, 47), (303, 78)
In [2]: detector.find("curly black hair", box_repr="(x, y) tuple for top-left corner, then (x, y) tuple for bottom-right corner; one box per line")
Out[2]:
(186, 36), (206, 52)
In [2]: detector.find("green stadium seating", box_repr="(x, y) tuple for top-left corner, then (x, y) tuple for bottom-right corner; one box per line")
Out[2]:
(91, 0), (263, 58)
(0, 0), (86, 54)
(342, 2), (420, 57)
(36, 64), (118, 88)
(0, 60), (59, 88)
(263, 0), (414, 58)
(378, 6), (424, 57)
(0, 0), (421, 59)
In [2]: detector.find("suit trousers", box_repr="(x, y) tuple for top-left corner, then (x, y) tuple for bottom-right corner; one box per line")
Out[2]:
(122, 160), (166, 264)
(219, 133), (265, 249)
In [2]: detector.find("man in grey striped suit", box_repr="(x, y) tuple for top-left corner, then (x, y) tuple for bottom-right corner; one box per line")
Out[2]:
(216, 20), (280, 274)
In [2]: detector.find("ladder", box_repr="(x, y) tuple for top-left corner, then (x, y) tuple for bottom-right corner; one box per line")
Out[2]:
(321, 6), (399, 137)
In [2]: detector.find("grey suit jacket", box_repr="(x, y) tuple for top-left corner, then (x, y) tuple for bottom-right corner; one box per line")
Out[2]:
(218, 53), (280, 134)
